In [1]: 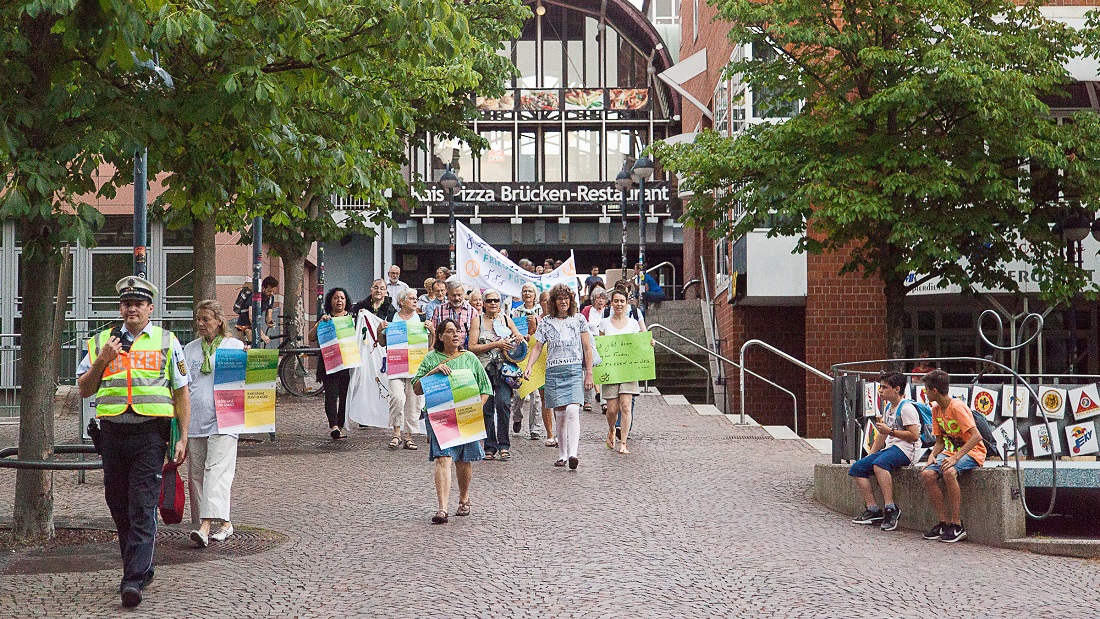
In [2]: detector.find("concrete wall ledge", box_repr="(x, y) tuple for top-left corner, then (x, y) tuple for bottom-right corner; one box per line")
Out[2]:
(814, 463), (1025, 546)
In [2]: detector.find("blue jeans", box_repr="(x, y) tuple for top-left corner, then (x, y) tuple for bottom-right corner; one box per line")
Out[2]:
(483, 367), (512, 454)
(848, 445), (912, 478)
(925, 453), (980, 475)
(100, 420), (168, 592)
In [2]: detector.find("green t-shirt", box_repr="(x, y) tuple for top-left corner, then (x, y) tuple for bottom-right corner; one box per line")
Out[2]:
(412, 350), (494, 397)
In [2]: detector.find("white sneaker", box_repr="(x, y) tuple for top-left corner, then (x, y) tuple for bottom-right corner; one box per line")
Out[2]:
(189, 530), (209, 548)
(210, 524), (234, 542)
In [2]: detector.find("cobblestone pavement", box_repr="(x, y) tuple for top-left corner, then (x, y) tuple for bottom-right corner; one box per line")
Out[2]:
(2, 392), (1100, 617)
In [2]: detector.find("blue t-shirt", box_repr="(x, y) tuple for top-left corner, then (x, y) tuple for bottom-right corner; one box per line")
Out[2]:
(644, 273), (662, 295)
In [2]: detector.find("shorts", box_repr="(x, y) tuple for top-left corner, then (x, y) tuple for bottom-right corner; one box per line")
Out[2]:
(601, 381), (640, 399)
(925, 453), (980, 475)
(848, 445), (912, 478)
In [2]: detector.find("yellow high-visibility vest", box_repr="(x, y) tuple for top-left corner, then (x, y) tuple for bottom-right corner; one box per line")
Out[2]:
(88, 325), (175, 418)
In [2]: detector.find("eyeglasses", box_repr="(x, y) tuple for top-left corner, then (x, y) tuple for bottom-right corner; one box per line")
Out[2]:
(485, 298), (501, 303)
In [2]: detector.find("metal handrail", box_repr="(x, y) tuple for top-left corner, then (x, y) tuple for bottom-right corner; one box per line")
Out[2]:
(0, 444), (101, 470)
(647, 323), (797, 425)
(739, 339), (834, 434)
(653, 339), (712, 405)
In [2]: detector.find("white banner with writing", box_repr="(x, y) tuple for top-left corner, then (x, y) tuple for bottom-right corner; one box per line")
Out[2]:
(456, 221), (579, 297)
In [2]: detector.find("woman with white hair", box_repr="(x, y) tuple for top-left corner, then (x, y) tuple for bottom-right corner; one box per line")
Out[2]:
(468, 289), (523, 460)
(511, 282), (545, 441)
(377, 287), (429, 450)
(184, 300), (245, 547)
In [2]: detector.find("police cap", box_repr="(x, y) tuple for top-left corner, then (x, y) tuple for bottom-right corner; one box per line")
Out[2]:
(116, 276), (158, 303)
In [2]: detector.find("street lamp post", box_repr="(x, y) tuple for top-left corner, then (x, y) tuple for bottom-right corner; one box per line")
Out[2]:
(440, 166), (462, 274)
(1060, 209), (1091, 373)
(615, 168), (635, 283)
(631, 156), (655, 304)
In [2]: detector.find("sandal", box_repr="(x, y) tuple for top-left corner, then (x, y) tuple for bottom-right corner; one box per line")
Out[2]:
(388, 436), (402, 450)
(619, 443), (630, 455)
(583, 403), (592, 411)
(402, 439), (418, 450)
(456, 500), (471, 517)
(544, 438), (558, 447)
(606, 430), (615, 450)
(483, 452), (496, 460)
(330, 427), (342, 440)
(498, 449), (511, 461)
(431, 510), (448, 524)
(554, 459), (567, 467)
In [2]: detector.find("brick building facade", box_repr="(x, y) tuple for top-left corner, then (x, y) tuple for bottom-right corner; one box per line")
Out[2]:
(675, 2), (1100, 437)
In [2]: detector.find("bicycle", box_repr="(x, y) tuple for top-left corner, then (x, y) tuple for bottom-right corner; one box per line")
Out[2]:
(263, 315), (325, 397)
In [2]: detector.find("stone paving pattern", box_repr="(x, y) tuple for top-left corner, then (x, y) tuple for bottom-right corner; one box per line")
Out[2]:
(2, 392), (1100, 617)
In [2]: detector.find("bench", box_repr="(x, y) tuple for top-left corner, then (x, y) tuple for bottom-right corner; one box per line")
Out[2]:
(813, 463), (1025, 545)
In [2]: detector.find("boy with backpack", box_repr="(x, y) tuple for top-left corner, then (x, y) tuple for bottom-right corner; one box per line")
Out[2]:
(848, 371), (922, 532)
(920, 369), (987, 543)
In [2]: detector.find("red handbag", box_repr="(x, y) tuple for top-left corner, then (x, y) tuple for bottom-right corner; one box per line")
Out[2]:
(158, 461), (186, 525)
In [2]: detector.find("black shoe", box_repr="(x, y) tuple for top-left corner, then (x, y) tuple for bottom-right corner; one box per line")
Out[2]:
(512, 420), (522, 433)
(568, 456), (579, 470)
(923, 521), (947, 540)
(851, 508), (884, 525)
(940, 523), (967, 543)
(880, 506), (901, 531)
(121, 586), (142, 608)
(614, 428), (621, 440)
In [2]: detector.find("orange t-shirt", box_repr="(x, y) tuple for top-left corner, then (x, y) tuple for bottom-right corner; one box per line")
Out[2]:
(932, 398), (986, 466)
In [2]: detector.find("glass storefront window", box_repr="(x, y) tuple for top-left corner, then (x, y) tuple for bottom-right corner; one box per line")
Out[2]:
(480, 130), (514, 182)
(518, 132), (537, 182)
(544, 131), (563, 182)
(94, 214), (144, 248)
(606, 129), (638, 179)
(90, 252), (132, 314)
(566, 40), (585, 88)
(586, 18), (600, 87)
(542, 39), (563, 88)
(567, 129), (601, 181)
(604, 28), (619, 87)
(163, 251), (194, 314)
(516, 40), (536, 88)
(16, 250), (74, 314)
(431, 138), (474, 181)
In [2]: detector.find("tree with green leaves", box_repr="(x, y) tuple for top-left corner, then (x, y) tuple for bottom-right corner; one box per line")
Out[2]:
(653, 0), (1100, 359)
(144, 0), (527, 328)
(0, 0), (168, 542)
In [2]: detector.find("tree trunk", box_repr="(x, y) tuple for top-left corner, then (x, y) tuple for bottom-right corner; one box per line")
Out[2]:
(273, 241), (306, 341)
(883, 275), (908, 370)
(12, 227), (62, 542)
(192, 214), (218, 307)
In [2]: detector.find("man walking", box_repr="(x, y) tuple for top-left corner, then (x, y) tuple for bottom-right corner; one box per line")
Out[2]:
(386, 264), (409, 300)
(77, 276), (190, 607)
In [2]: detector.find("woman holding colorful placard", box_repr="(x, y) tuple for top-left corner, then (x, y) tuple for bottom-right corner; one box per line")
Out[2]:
(311, 287), (353, 439)
(598, 289), (651, 455)
(469, 289), (524, 461)
(184, 300), (245, 547)
(524, 284), (596, 470)
(510, 283), (546, 441)
(377, 288), (428, 451)
(581, 287), (608, 412)
(412, 318), (494, 524)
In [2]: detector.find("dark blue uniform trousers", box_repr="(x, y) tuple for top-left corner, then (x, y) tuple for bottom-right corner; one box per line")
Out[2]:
(100, 421), (167, 592)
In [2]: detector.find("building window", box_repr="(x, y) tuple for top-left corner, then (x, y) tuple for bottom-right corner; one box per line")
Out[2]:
(479, 130), (514, 182)
(566, 129), (601, 181)
(693, 0), (699, 42)
(544, 130), (563, 182)
(432, 138), (474, 181)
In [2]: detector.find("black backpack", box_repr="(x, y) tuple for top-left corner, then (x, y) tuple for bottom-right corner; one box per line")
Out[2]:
(969, 409), (1001, 459)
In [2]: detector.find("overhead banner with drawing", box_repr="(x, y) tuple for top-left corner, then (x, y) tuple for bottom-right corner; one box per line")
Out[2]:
(456, 221), (579, 297)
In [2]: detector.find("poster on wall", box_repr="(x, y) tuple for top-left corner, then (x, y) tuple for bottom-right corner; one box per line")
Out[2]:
(519, 89), (560, 110)
(608, 88), (650, 110)
(1065, 421), (1099, 456)
(563, 89), (604, 110)
(911, 384), (929, 405)
(1029, 422), (1062, 458)
(970, 385), (999, 421)
(863, 382), (880, 417)
(1069, 384), (1100, 421)
(948, 386), (970, 402)
(476, 94), (516, 111)
(1037, 386), (1067, 420)
(992, 419), (1025, 461)
(1001, 385), (1031, 419)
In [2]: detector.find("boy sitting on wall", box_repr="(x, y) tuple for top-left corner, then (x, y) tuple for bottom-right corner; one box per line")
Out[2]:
(848, 371), (921, 532)
(920, 369), (986, 543)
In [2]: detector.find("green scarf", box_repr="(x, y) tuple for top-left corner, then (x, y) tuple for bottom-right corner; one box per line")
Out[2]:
(201, 335), (223, 374)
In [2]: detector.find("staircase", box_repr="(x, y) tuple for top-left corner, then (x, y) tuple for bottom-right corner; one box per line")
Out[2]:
(644, 300), (713, 404)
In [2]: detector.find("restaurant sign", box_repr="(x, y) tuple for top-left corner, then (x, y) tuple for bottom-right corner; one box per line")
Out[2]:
(413, 181), (670, 206)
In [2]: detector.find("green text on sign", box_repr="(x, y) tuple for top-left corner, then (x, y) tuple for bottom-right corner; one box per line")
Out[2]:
(593, 332), (655, 385)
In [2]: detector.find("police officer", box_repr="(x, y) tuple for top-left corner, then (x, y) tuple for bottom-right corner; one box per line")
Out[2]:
(76, 276), (190, 608)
